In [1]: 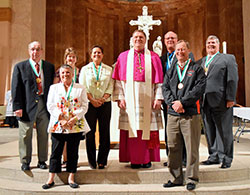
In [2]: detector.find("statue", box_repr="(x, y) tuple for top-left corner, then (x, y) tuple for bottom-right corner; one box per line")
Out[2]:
(153, 36), (162, 57)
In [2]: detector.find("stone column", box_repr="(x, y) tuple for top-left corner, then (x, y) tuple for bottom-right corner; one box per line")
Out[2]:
(0, 0), (46, 104)
(10, 0), (46, 67)
(0, 0), (11, 104)
(243, 0), (250, 106)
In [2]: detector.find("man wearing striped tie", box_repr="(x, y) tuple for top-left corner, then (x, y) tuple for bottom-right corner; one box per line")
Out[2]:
(11, 41), (55, 171)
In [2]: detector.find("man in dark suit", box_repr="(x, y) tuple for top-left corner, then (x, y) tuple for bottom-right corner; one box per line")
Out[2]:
(160, 31), (195, 167)
(11, 41), (55, 171)
(199, 35), (238, 169)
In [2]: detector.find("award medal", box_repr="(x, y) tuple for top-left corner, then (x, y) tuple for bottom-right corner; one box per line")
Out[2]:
(96, 81), (100, 88)
(178, 83), (184, 89)
(176, 59), (191, 90)
(93, 62), (102, 88)
(36, 77), (41, 84)
(204, 52), (219, 73)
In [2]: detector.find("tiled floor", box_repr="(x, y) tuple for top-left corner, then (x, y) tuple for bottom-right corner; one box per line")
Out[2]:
(0, 125), (250, 194)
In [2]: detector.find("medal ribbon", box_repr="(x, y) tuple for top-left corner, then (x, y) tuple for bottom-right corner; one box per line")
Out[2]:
(65, 81), (73, 100)
(205, 51), (219, 68)
(30, 59), (43, 77)
(176, 59), (190, 83)
(92, 62), (102, 81)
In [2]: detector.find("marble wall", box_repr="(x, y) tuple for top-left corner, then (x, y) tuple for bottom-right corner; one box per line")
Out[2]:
(46, 0), (205, 67)
(0, 0), (247, 106)
(243, 0), (250, 106)
(0, 5), (11, 104)
(0, 0), (46, 104)
(46, 0), (245, 105)
(11, 0), (46, 65)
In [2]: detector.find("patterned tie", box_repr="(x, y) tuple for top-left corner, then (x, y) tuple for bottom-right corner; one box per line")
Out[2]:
(35, 63), (42, 95)
(35, 63), (40, 74)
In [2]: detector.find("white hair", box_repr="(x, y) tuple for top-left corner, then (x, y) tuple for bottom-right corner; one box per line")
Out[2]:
(206, 35), (220, 44)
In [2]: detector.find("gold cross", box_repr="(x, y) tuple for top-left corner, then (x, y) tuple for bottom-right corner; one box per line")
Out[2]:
(137, 66), (144, 73)
(137, 52), (144, 73)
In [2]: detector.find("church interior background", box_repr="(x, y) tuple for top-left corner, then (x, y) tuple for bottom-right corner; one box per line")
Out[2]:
(0, 0), (249, 107)
(1, 0), (250, 193)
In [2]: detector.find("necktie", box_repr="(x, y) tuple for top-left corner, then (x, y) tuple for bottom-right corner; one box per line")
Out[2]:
(35, 63), (42, 95)
(35, 63), (40, 74)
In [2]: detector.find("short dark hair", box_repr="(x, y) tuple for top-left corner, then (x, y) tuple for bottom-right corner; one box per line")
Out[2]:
(132, 29), (146, 39)
(90, 45), (104, 54)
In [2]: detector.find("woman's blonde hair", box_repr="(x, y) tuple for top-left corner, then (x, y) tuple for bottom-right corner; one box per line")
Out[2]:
(64, 47), (77, 64)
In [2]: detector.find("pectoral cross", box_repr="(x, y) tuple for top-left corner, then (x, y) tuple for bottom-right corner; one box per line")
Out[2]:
(137, 66), (144, 73)
(137, 52), (143, 73)
(129, 6), (161, 49)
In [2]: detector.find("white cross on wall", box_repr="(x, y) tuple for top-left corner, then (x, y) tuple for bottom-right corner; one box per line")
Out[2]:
(129, 6), (161, 49)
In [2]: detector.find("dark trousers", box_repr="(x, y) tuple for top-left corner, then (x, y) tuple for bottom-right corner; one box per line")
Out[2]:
(163, 102), (186, 163)
(49, 132), (82, 173)
(202, 103), (233, 164)
(85, 102), (111, 168)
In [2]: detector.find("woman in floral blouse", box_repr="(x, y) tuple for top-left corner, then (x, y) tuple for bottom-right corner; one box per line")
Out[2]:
(54, 47), (79, 168)
(79, 45), (114, 169)
(42, 64), (90, 189)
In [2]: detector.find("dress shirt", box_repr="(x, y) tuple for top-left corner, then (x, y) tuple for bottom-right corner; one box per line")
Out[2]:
(29, 58), (44, 95)
(79, 62), (114, 101)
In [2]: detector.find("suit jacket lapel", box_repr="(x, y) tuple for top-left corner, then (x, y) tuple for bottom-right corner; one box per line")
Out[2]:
(27, 60), (37, 82)
(206, 53), (221, 75)
(42, 60), (48, 88)
(172, 56), (178, 67)
(201, 57), (206, 69)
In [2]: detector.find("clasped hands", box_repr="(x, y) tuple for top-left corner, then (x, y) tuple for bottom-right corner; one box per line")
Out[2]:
(172, 100), (185, 113)
(90, 98), (106, 108)
(59, 113), (78, 130)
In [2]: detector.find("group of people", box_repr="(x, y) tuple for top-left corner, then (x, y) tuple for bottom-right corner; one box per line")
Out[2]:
(161, 31), (238, 190)
(10, 29), (238, 191)
(11, 42), (113, 189)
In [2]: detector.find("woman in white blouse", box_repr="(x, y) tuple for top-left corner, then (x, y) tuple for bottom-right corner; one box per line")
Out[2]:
(42, 64), (90, 189)
(79, 45), (114, 169)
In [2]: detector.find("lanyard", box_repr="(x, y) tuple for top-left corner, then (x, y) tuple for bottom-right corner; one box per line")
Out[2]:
(65, 81), (73, 100)
(205, 52), (219, 68)
(176, 59), (190, 83)
(30, 59), (43, 77)
(166, 52), (175, 71)
(92, 62), (102, 81)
